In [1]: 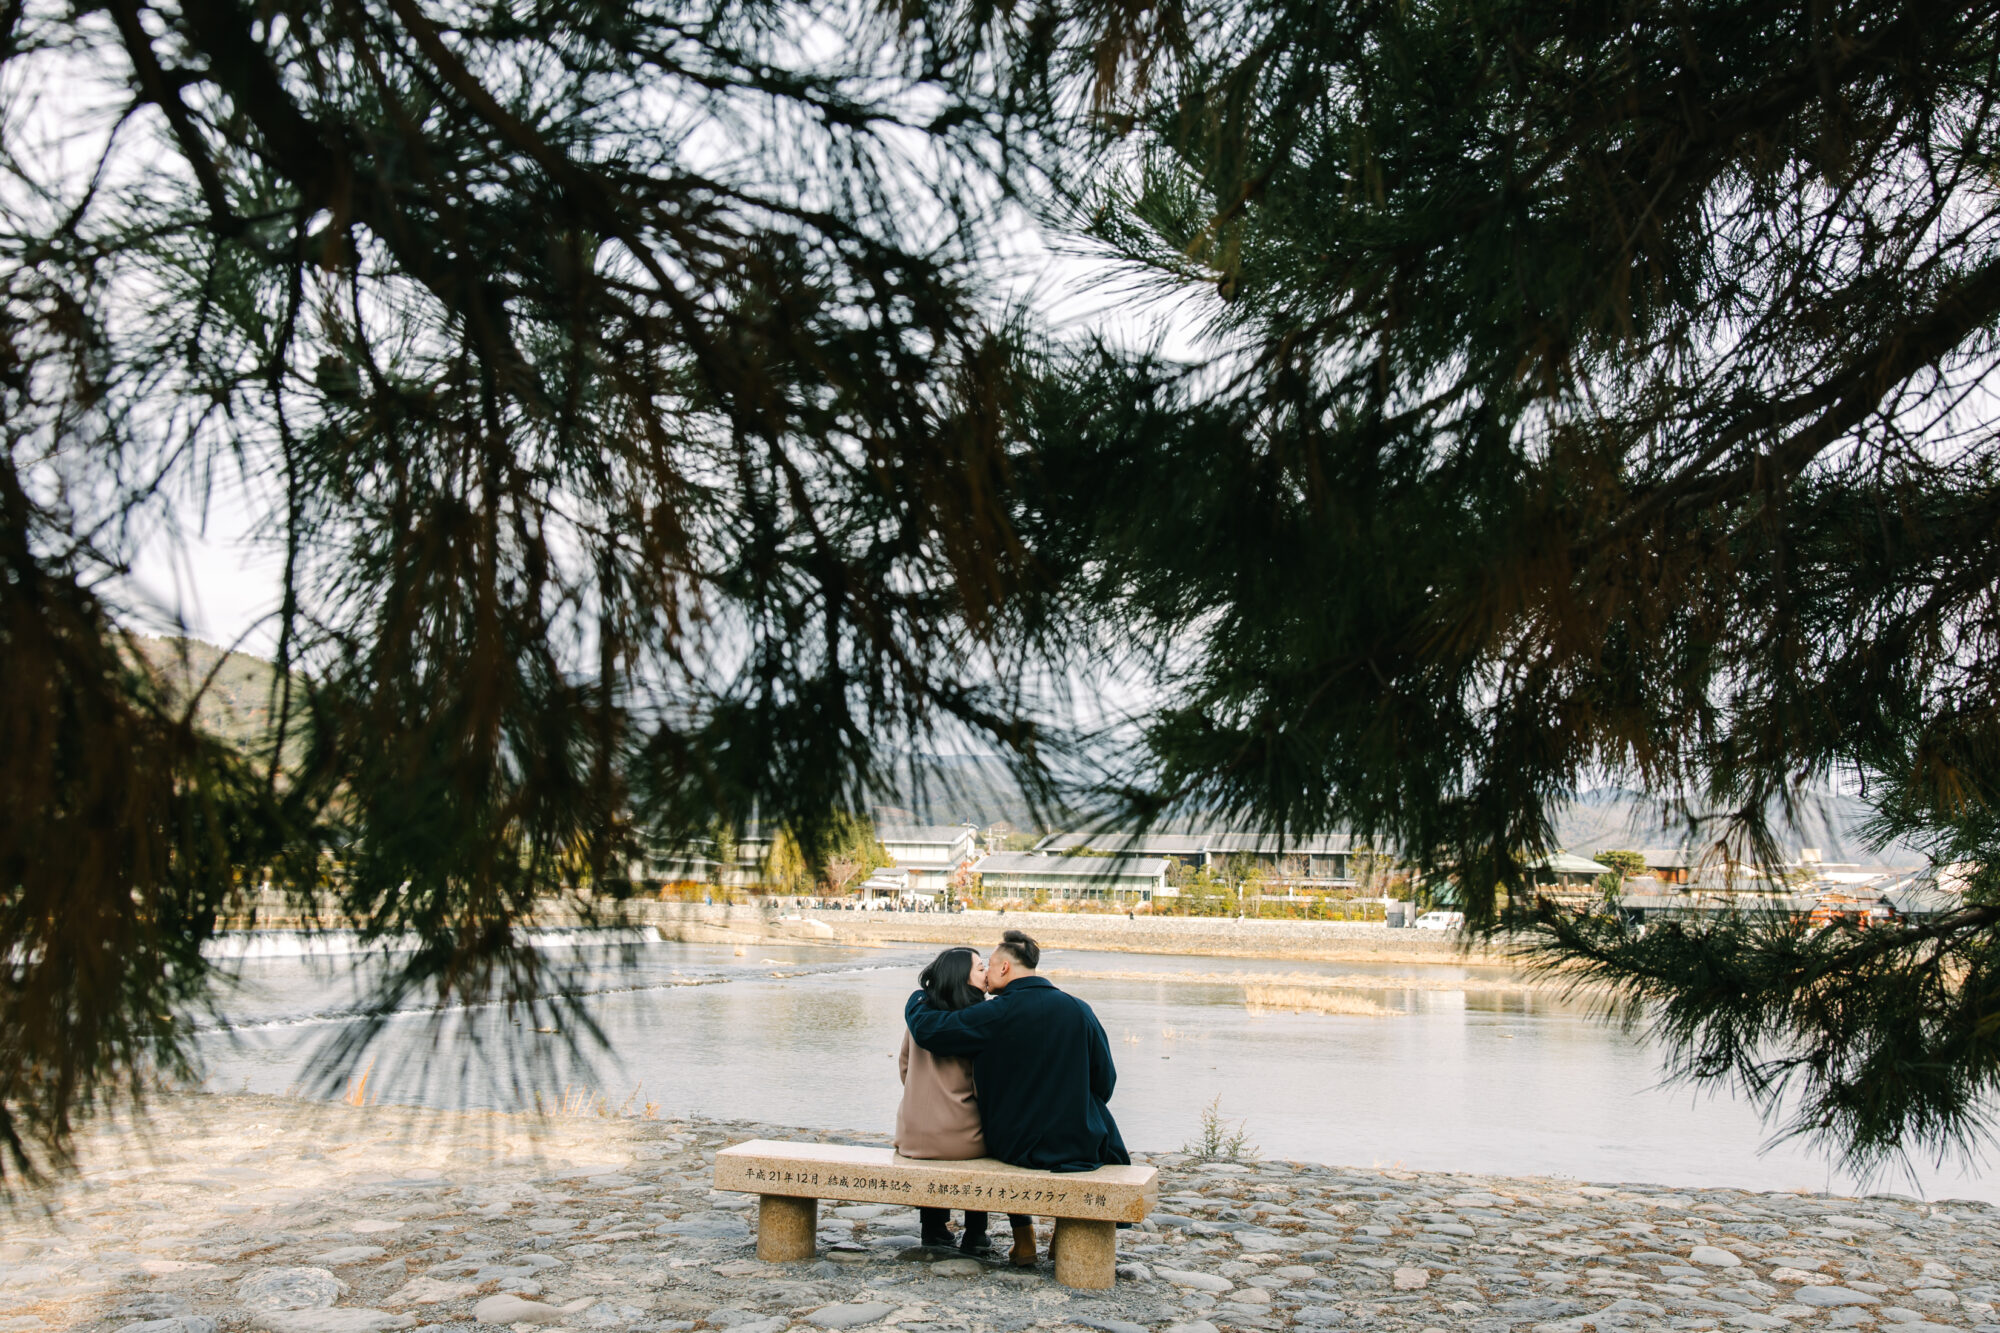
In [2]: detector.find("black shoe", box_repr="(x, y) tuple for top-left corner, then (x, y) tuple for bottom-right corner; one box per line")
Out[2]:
(920, 1227), (956, 1249)
(959, 1232), (995, 1256)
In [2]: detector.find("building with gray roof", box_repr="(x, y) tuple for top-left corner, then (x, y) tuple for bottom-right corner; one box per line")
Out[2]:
(1028, 829), (1364, 884)
(972, 852), (1171, 903)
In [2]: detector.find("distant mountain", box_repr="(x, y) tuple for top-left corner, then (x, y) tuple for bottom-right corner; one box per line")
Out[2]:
(133, 635), (285, 752)
(1551, 786), (1923, 868)
(875, 752), (1053, 830)
(127, 639), (1927, 869)
(872, 768), (1926, 869)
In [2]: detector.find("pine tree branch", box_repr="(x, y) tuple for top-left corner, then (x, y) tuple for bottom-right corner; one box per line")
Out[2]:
(1599, 254), (2000, 545)
(101, 0), (240, 234)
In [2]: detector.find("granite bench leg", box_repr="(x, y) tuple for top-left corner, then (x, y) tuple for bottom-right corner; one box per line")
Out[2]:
(757, 1195), (817, 1262)
(1050, 1217), (1116, 1290)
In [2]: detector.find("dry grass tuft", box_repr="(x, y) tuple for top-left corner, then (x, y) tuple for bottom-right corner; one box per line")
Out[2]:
(1242, 984), (1397, 1016)
(530, 1084), (661, 1119)
(343, 1058), (378, 1106)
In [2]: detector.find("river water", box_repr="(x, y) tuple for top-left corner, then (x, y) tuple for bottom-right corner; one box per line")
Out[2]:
(189, 932), (1996, 1203)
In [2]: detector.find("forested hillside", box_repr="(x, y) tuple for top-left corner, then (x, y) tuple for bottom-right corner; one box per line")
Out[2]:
(131, 638), (1918, 867)
(133, 637), (283, 753)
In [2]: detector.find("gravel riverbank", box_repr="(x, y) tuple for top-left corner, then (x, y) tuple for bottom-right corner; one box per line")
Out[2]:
(8, 1096), (1996, 1333)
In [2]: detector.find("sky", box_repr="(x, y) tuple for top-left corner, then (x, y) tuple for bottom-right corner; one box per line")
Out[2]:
(121, 204), (1215, 659)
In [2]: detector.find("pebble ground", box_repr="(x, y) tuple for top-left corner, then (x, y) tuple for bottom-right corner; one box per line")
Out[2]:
(6, 1096), (1996, 1333)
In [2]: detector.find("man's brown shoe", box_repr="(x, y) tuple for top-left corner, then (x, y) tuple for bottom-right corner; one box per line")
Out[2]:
(1008, 1219), (1036, 1268)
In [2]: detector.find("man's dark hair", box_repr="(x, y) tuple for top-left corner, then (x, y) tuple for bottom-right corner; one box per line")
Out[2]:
(995, 929), (1040, 970)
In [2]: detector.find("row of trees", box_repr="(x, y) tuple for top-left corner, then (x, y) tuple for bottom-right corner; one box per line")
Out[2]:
(754, 817), (892, 898)
(1593, 852), (1650, 897)
(8, 0), (2000, 1182)
(1585, 849), (1835, 896)
(1154, 846), (1423, 917)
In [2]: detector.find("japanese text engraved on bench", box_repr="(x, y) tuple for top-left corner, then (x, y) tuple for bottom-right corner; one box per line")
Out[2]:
(741, 1166), (914, 1194)
(923, 1182), (1112, 1207)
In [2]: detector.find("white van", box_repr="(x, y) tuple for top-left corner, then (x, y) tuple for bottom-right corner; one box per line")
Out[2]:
(1414, 910), (1465, 931)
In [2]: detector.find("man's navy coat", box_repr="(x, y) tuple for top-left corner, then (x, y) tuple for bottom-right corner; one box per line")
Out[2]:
(903, 975), (1130, 1173)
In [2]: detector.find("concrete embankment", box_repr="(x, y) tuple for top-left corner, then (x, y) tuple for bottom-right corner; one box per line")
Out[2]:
(218, 897), (1515, 967)
(609, 904), (1515, 967)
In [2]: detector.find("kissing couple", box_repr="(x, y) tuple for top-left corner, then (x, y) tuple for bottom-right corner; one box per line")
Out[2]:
(892, 929), (1129, 1267)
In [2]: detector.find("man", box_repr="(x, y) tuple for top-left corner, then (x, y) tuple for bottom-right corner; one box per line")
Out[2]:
(903, 929), (1129, 1266)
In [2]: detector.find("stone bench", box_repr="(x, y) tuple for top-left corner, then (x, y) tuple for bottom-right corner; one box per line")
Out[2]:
(714, 1140), (1158, 1290)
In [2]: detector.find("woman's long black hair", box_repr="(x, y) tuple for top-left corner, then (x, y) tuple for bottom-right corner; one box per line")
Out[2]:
(919, 947), (984, 1011)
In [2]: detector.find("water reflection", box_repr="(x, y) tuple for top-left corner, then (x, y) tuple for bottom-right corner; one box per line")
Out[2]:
(190, 936), (1993, 1203)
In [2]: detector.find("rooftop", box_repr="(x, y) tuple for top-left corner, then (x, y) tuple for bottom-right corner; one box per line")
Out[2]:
(877, 825), (976, 845)
(1033, 831), (1211, 856)
(1638, 848), (1696, 868)
(1204, 831), (1357, 856)
(1537, 852), (1614, 875)
(974, 852), (1169, 878)
(1031, 830), (1360, 857)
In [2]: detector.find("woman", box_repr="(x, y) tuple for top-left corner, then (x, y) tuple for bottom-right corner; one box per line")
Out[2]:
(894, 946), (1029, 1258)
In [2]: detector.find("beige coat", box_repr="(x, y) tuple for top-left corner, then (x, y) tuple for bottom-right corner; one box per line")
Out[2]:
(894, 1030), (986, 1160)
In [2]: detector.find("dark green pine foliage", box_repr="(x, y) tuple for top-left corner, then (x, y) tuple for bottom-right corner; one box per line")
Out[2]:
(1025, 0), (2000, 1169)
(12, 0), (2000, 1188)
(0, 0), (1056, 1186)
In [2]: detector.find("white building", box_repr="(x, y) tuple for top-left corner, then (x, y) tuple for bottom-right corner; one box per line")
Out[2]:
(1030, 830), (1361, 885)
(857, 867), (914, 904)
(972, 852), (1170, 903)
(649, 821), (988, 896)
(878, 824), (980, 894)
(1531, 852), (1614, 888)
(1202, 832), (1358, 884)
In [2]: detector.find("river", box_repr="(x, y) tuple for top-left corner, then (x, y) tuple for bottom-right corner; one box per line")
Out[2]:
(188, 931), (1996, 1203)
